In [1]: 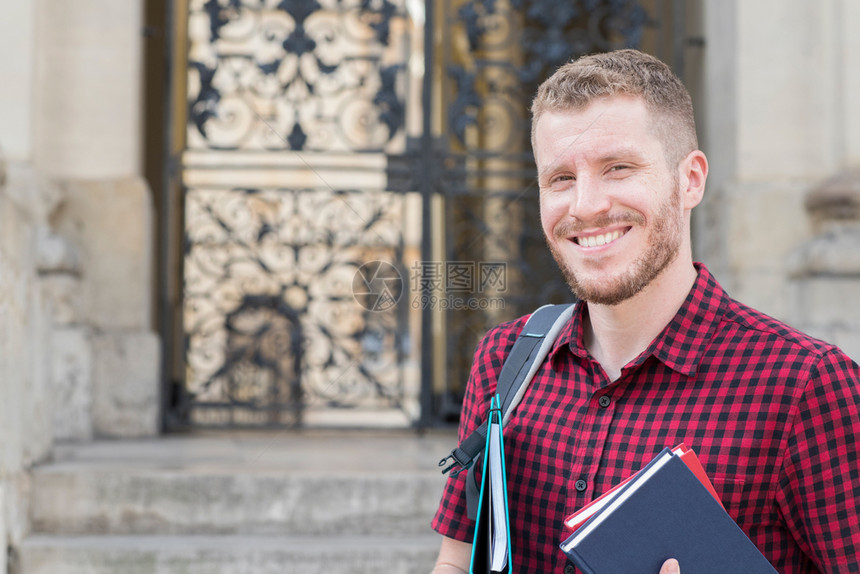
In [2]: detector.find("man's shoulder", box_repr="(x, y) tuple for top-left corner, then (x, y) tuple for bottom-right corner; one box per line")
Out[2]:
(720, 296), (837, 359)
(696, 265), (840, 361)
(474, 305), (574, 362)
(463, 313), (540, 401)
(478, 312), (531, 351)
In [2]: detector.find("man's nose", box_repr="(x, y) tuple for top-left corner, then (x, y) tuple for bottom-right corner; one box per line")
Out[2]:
(568, 175), (611, 221)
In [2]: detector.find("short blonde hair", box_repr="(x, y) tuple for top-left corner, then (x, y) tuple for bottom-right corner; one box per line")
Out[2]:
(531, 49), (697, 167)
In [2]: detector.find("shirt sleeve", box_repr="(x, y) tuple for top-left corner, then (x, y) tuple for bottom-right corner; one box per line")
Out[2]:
(776, 348), (860, 573)
(431, 316), (525, 542)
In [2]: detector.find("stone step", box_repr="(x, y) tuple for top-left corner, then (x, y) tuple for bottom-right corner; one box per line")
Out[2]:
(15, 533), (440, 574)
(29, 431), (455, 537)
(31, 468), (444, 536)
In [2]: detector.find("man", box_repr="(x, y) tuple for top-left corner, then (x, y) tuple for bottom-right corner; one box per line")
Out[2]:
(431, 49), (860, 573)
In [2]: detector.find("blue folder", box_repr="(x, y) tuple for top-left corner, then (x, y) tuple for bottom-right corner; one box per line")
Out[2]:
(469, 394), (512, 574)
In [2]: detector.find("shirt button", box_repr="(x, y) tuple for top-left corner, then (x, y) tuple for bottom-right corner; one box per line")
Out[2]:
(564, 564), (576, 574)
(575, 479), (588, 492)
(598, 395), (611, 408)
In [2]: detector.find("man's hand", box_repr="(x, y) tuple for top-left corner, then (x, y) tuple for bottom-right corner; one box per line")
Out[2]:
(660, 558), (680, 573)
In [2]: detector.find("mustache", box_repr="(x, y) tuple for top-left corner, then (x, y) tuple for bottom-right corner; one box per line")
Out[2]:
(552, 212), (645, 239)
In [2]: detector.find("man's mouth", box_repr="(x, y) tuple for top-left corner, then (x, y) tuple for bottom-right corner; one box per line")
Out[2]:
(573, 229), (627, 247)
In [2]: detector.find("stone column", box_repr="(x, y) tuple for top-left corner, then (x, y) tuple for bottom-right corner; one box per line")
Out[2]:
(0, 0), (53, 563)
(788, 171), (860, 359)
(0, 153), (55, 569)
(697, 0), (860, 356)
(33, 0), (161, 438)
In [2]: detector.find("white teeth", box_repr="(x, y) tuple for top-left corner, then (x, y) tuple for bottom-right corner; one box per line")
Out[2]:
(577, 230), (622, 247)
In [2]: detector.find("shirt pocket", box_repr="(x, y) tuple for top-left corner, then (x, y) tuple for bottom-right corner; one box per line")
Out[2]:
(710, 475), (748, 521)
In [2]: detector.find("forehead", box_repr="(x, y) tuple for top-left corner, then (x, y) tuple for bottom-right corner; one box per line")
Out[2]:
(533, 95), (662, 165)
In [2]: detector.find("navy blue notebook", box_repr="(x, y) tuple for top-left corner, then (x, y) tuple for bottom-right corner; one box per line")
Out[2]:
(560, 448), (777, 574)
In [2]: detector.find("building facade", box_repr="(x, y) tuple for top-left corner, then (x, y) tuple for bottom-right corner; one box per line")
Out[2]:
(1, 0), (859, 570)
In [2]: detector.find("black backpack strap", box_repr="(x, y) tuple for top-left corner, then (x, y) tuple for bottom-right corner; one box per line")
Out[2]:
(438, 303), (575, 517)
(498, 303), (575, 425)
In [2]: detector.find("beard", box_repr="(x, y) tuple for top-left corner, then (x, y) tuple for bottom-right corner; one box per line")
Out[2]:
(547, 181), (684, 306)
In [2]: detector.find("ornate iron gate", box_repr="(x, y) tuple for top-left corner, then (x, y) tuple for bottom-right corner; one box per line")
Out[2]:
(167, 0), (693, 428)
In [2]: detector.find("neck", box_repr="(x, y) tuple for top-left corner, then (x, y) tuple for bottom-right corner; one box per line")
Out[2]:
(584, 260), (698, 381)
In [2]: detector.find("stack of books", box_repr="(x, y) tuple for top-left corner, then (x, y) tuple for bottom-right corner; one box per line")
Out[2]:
(559, 444), (778, 574)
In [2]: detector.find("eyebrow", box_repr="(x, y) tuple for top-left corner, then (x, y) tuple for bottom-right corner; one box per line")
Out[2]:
(594, 145), (646, 164)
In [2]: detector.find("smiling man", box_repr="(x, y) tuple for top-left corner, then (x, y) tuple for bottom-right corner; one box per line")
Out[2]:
(431, 50), (860, 573)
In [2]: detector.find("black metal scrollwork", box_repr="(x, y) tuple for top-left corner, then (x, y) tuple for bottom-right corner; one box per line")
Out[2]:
(183, 187), (407, 426)
(187, 0), (408, 152)
(182, 0), (410, 427)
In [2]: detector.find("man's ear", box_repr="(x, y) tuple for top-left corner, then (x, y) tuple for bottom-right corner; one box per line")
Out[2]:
(679, 150), (708, 210)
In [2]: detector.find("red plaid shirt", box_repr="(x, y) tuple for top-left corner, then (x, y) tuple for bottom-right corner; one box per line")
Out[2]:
(432, 264), (860, 573)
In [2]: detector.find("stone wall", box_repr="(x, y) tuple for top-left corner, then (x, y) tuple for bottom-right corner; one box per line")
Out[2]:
(0, 156), (53, 574)
(47, 178), (160, 440)
(29, 0), (160, 442)
(788, 171), (860, 359)
(0, 0), (159, 566)
(0, 152), (162, 568)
